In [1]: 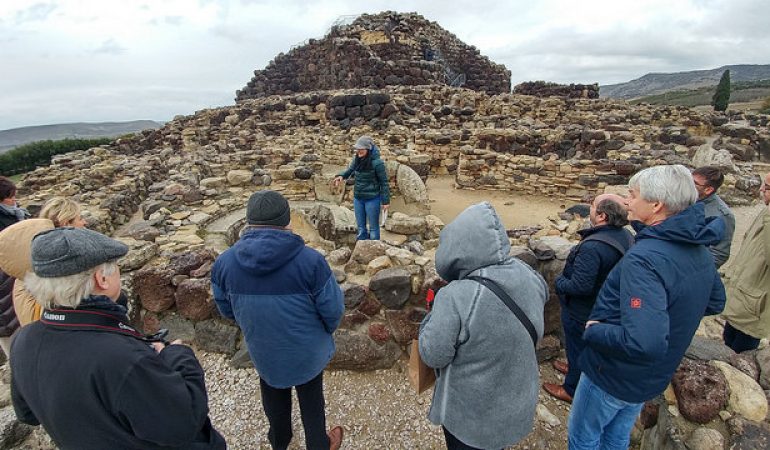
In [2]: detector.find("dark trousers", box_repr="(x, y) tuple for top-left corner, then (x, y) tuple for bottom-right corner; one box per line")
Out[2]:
(443, 427), (502, 450)
(562, 308), (587, 397)
(259, 372), (329, 450)
(723, 321), (760, 353)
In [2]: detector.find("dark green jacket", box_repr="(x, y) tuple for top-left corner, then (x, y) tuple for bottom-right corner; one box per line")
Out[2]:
(338, 146), (390, 204)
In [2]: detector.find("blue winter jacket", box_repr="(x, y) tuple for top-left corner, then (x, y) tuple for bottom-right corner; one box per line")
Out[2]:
(579, 203), (726, 403)
(555, 225), (634, 323)
(211, 228), (344, 389)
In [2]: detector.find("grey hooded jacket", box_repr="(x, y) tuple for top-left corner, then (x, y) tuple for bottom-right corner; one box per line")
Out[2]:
(419, 202), (547, 449)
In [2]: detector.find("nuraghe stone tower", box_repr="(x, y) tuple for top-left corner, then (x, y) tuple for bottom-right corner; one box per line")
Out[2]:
(235, 11), (511, 100)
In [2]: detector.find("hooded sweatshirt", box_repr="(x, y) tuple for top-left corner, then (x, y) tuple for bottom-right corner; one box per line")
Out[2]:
(419, 202), (547, 449)
(211, 228), (344, 388)
(580, 202), (726, 403)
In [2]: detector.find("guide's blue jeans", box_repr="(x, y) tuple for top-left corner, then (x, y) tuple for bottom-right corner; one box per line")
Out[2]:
(567, 375), (643, 450)
(354, 196), (381, 240)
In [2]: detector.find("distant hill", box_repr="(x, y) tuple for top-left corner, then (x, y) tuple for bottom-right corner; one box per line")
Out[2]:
(0, 120), (163, 153)
(630, 79), (770, 107)
(600, 64), (770, 99)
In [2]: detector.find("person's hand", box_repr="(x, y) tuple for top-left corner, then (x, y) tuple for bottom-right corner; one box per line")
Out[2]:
(333, 176), (343, 186)
(382, 204), (390, 212)
(585, 320), (600, 329)
(150, 342), (166, 353)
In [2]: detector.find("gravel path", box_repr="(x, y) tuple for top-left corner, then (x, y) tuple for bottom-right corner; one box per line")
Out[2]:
(201, 351), (572, 450)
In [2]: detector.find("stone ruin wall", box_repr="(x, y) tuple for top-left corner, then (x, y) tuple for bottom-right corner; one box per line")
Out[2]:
(16, 85), (770, 371)
(236, 12), (511, 101)
(15, 81), (770, 446)
(514, 81), (600, 99)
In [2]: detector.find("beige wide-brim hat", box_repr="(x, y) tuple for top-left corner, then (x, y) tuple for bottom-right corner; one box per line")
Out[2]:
(0, 218), (54, 279)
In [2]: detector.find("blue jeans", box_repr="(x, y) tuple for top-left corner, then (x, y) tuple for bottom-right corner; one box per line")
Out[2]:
(354, 196), (381, 240)
(723, 321), (760, 353)
(562, 309), (587, 397)
(568, 375), (643, 450)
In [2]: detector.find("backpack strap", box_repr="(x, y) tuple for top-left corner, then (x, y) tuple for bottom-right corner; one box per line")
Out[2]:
(465, 275), (538, 348)
(580, 232), (633, 256)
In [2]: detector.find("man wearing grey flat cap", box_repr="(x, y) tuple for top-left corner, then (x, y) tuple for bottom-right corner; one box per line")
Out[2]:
(10, 227), (226, 450)
(212, 190), (345, 450)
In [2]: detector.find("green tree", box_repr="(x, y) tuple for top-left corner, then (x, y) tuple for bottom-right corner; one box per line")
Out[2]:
(712, 69), (731, 112)
(0, 137), (113, 176)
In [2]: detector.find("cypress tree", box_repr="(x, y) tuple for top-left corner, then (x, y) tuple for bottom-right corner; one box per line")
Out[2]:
(712, 69), (731, 112)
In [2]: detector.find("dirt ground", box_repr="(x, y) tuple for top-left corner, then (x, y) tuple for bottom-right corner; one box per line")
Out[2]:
(425, 176), (565, 228)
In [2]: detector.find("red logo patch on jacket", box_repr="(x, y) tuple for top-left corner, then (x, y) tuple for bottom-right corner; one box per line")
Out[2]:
(630, 297), (642, 309)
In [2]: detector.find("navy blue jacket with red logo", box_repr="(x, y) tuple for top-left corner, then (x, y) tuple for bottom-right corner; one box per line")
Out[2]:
(579, 202), (726, 403)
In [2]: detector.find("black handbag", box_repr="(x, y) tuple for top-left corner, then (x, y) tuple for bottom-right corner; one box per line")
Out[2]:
(466, 275), (538, 348)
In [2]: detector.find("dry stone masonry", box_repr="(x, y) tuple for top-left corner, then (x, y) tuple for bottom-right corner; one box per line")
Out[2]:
(236, 12), (511, 100)
(9, 11), (770, 446)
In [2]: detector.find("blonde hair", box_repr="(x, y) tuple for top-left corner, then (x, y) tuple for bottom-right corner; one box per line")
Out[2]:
(39, 197), (82, 227)
(24, 262), (117, 309)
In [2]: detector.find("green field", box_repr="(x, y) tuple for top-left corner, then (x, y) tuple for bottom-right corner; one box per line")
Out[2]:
(630, 79), (770, 108)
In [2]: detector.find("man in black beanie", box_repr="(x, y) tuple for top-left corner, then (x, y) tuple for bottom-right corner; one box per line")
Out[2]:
(212, 190), (345, 450)
(11, 227), (226, 450)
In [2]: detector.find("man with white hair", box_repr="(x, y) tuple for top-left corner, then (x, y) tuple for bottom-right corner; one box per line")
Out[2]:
(567, 165), (726, 450)
(11, 227), (226, 450)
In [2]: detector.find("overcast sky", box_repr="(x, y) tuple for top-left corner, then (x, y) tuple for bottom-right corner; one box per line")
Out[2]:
(1, 0), (769, 130)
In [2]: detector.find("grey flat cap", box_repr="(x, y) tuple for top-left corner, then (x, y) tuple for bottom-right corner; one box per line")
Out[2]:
(31, 227), (128, 278)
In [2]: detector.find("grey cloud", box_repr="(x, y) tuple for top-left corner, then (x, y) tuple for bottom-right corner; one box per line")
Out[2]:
(93, 39), (127, 55)
(150, 15), (184, 26)
(13, 2), (57, 25)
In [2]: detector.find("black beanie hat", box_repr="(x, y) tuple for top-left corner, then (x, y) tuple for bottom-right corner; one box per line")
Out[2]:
(247, 190), (290, 227)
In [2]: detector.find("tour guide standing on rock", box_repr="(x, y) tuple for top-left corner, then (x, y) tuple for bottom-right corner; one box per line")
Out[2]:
(333, 135), (390, 241)
(211, 190), (345, 450)
(419, 202), (547, 450)
(567, 165), (726, 450)
(11, 227), (226, 449)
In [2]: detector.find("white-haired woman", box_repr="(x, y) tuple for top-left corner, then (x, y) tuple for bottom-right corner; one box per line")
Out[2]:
(567, 165), (726, 450)
(0, 197), (87, 326)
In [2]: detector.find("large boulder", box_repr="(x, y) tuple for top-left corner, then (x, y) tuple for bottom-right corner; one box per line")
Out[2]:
(395, 163), (428, 204)
(691, 143), (737, 171)
(350, 239), (391, 265)
(384, 212), (426, 235)
(194, 319), (240, 355)
(368, 268), (411, 310)
(685, 336), (736, 363)
(175, 278), (215, 321)
(0, 406), (33, 448)
(711, 360), (768, 422)
(328, 330), (400, 370)
(671, 358), (727, 424)
(133, 266), (176, 312)
(727, 416), (770, 450)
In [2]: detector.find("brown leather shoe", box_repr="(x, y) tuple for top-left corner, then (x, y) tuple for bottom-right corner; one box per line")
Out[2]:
(543, 382), (573, 403)
(328, 425), (344, 450)
(552, 359), (569, 375)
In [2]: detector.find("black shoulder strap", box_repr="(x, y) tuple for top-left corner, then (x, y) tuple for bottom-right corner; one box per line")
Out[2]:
(465, 275), (538, 348)
(581, 233), (632, 256)
(41, 309), (168, 343)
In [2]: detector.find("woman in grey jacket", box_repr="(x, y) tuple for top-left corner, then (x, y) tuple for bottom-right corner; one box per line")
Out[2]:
(419, 202), (547, 450)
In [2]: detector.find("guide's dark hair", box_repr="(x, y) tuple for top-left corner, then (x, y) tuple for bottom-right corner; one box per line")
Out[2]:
(596, 199), (628, 227)
(692, 166), (725, 190)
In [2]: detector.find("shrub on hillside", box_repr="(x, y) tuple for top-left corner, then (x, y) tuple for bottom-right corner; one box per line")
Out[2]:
(0, 137), (113, 176)
(761, 96), (770, 114)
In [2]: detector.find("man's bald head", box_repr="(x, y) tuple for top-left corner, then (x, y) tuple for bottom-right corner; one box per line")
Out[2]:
(590, 194), (629, 227)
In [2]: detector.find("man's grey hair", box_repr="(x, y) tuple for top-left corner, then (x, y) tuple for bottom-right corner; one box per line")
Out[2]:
(24, 262), (118, 309)
(628, 165), (698, 215)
